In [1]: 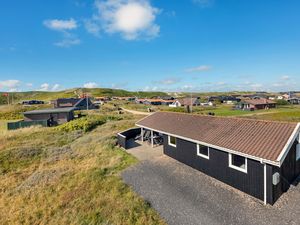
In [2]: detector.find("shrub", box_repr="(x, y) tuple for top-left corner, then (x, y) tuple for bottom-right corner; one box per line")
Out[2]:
(275, 99), (289, 105)
(56, 115), (121, 132)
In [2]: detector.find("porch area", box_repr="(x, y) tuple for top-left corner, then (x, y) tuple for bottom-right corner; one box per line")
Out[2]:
(117, 127), (164, 161)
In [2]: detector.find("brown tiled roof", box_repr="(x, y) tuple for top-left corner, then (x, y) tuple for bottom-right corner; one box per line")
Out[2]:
(177, 97), (198, 105)
(136, 112), (298, 163)
(243, 98), (276, 105)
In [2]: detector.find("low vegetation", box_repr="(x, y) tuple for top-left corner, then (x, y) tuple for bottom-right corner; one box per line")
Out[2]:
(0, 88), (168, 103)
(0, 104), (48, 120)
(56, 114), (121, 132)
(0, 112), (165, 225)
(121, 102), (300, 121)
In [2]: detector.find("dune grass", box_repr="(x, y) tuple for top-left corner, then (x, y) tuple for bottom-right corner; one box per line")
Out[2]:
(0, 114), (165, 225)
(244, 107), (300, 122)
(121, 102), (300, 120)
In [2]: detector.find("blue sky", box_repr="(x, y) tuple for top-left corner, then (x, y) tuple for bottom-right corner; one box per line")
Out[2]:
(0, 0), (300, 92)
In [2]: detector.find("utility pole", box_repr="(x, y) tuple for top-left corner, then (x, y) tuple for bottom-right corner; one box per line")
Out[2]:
(190, 92), (193, 113)
(86, 93), (89, 110)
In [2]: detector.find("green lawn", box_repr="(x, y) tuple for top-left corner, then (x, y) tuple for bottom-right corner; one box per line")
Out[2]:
(121, 102), (300, 121)
(0, 113), (165, 225)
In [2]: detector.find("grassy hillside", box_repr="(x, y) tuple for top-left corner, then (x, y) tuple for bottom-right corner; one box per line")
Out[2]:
(121, 102), (300, 122)
(0, 111), (166, 225)
(0, 88), (169, 104)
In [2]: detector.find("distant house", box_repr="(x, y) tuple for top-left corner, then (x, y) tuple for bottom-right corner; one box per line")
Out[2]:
(22, 100), (44, 105)
(237, 98), (277, 110)
(118, 112), (300, 205)
(161, 99), (175, 105)
(143, 99), (164, 105)
(220, 96), (241, 104)
(157, 96), (175, 101)
(207, 96), (219, 102)
(288, 98), (300, 104)
(95, 96), (111, 102)
(207, 96), (240, 104)
(23, 107), (75, 125)
(135, 98), (146, 104)
(200, 102), (214, 106)
(169, 97), (200, 107)
(52, 98), (96, 110)
(113, 96), (136, 101)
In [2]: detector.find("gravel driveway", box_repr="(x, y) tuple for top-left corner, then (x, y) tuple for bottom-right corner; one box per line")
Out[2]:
(122, 155), (300, 225)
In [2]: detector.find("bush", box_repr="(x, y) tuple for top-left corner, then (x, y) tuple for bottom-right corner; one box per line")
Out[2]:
(275, 99), (289, 105)
(56, 115), (121, 132)
(0, 105), (48, 120)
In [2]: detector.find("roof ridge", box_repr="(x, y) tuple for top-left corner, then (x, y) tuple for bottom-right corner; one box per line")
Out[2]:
(155, 111), (298, 125)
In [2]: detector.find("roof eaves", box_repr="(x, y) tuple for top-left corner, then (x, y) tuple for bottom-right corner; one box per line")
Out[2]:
(277, 122), (300, 166)
(135, 122), (281, 167)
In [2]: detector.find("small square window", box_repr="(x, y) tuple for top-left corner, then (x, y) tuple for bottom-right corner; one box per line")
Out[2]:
(229, 153), (247, 173)
(168, 136), (176, 147)
(197, 144), (209, 159)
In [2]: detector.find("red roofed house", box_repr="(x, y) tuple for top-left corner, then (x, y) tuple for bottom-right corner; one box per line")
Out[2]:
(238, 98), (277, 110)
(118, 112), (300, 205)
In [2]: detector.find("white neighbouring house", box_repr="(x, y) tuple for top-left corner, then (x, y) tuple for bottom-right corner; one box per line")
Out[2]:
(200, 102), (214, 106)
(169, 97), (201, 108)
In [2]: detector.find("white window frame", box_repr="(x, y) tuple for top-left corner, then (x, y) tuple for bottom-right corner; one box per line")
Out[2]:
(229, 153), (247, 173)
(296, 144), (300, 161)
(197, 144), (209, 159)
(168, 135), (177, 147)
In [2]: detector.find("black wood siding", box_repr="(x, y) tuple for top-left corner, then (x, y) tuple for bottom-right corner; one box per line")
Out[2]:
(117, 128), (141, 149)
(24, 112), (73, 124)
(272, 140), (300, 203)
(163, 135), (265, 201)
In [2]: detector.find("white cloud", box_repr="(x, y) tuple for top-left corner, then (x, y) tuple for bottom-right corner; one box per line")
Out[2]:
(216, 81), (226, 85)
(84, 19), (101, 37)
(185, 65), (212, 73)
(92, 0), (160, 40)
(192, 0), (214, 8)
(111, 81), (128, 89)
(165, 10), (176, 18)
(39, 83), (50, 91)
(44, 18), (80, 47)
(37, 83), (63, 91)
(0, 80), (21, 90)
(182, 84), (194, 90)
(43, 18), (78, 31)
(83, 82), (98, 88)
(143, 86), (158, 91)
(52, 84), (61, 91)
(281, 75), (290, 80)
(249, 83), (263, 90)
(54, 37), (81, 47)
(154, 77), (181, 85)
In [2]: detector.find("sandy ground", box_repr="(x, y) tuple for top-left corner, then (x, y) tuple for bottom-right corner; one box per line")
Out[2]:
(122, 149), (300, 225)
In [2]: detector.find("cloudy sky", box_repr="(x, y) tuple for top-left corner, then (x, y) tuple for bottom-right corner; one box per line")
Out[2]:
(0, 0), (300, 92)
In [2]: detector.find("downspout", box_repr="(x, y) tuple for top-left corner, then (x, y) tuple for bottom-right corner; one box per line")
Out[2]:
(264, 163), (267, 205)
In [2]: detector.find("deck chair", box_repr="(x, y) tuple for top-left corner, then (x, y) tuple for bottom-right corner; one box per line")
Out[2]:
(143, 130), (151, 141)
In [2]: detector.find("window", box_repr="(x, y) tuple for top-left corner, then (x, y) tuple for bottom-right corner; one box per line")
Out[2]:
(296, 144), (300, 161)
(168, 135), (177, 147)
(229, 153), (247, 173)
(197, 144), (209, 159)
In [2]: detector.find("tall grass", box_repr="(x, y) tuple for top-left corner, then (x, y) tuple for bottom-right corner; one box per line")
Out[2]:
(0, 114), (165, 225)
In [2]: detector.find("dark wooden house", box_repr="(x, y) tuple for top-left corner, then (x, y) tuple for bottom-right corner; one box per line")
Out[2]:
(52, 98), (96, 110)
(23, 107), (75, 125)
(22, 100), (45, 105)
(238, 98), (277, 110)
(121, 112), (300, 205)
